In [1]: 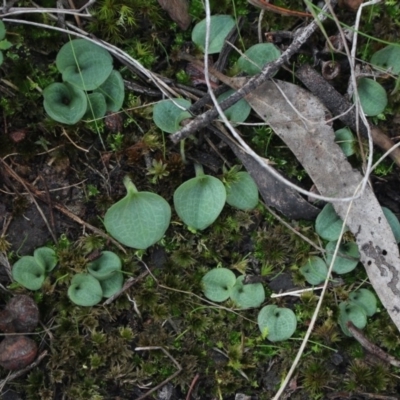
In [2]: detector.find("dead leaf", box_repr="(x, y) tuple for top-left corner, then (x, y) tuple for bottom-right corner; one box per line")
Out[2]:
(238, 78), (400, 333)
(158, 0), (191, 30)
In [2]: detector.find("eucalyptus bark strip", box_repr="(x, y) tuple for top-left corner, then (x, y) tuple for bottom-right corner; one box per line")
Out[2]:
(244, 78), (400, 332)
(296, 64), (400, 167)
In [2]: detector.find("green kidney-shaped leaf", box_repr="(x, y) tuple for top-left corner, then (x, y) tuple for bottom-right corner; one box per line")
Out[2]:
(12, 256), (46, 291)
(315, 203), (348, 241)
(84, 92), (107, 121)
(202, 267), (236, 302)
(371, 44), (400, 75)
(338, 301), (367, 337)
(68, 273), (103, 306)
(100, 271), (124, 298)
(174, 175), (226, 231)
(56, 39), (113, 90)
(88, 251), (122, 281)
(325, 240), (360, 274)
(95, 70), (125, 112)
(237, 43), (281, 76)
(153, 98), (192, 134)
(382, 206), (400, 243)
(217, 89), (251, 123)
(225, 171), (259, 210)
(0, 20), (5, 41)
(43, 82), (87, 125)
(349, 288), (377, 317)
(356, 78), (387, 116)
(0, 51), (3, 67)
(258, 305), (297, 342)
(191, 15), (235, 54)
(104, 178), (171, 249)
(0, 39), (12, 51)
(230, 275), (265, 309)
(34, 247), (57, 273)
(299, 256), (328, 285)
(334, 127), (355, 157)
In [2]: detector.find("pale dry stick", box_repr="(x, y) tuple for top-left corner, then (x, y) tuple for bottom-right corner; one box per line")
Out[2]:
(261, 201), (324, 254)
(270, 78), (324, 129)
(271, 184), (361, 400)
(139, 259), (257, 323)
(102, 270), (149, 305)
(0, 350), (48, 391)
(326, 1), (377, 193)
(258, 9), (265, 43)
(226, 41), (267, 74)
(189, 2), (371, 204)
(0, 7), (91, 17)
(271, 286), (324, 298)
(134, 347), (182, 400)
(2, 17), (178, 101)
(61, 128), (89, 153)
(305, 1), (373, 190)
(0, 180), (88, 195)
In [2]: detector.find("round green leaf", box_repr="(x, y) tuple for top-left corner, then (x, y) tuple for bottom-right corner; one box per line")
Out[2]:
(299, 256), (328, 285)
(104, 177), (171, 249)
(356, 78), (387, 116)
(56, 39), (113, 90)
(191, 15), (235, 54)
(258, 305), (297, 342)
(0, 20), (5, 41)
(315, 203), (348, 241)
(217, 89), (251, 123)
(334, 127), (355, 157)
(153, 98), (192, 134)
(100, 271), (124, 298)
(237, 43), (281, 76)
(0, 39), (12, 51)
(174, 175), (226, 231)
(88, 251), (122, 281)
(230, 275), (265, 309)
(325, 240), (360, 274)
(0, 51), (3, 66)
(371, 44), (400, 75)
(68, 273), (103, 306)
(33, 247), (57, 273)
(382, 206), (400, 243)
(12, 256), (46, 291)
(349, 288), (377, 317)
(225, 171), (259, 210)
(95, 70), (125, 112)
(338, 301), (367, 337)
(43, 82), (87, 125)
(201, 267), (236, 302)
(84, 92), (107, 120)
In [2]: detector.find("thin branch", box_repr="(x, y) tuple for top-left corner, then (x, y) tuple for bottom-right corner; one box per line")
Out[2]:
(170, 1), (338, 144)
(347, 321), (400, 367)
